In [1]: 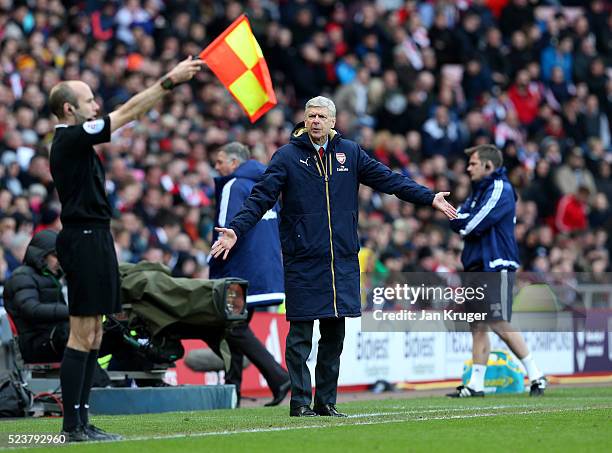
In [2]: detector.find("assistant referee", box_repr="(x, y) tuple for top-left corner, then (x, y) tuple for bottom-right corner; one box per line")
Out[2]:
(48, 56), (201, 442)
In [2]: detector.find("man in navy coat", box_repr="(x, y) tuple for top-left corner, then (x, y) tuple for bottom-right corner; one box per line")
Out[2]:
(212, 96), (457, 417)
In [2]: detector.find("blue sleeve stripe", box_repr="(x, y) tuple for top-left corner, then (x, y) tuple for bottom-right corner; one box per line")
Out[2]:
(460, 179), (504, 236)
(218, 178), (237, 227)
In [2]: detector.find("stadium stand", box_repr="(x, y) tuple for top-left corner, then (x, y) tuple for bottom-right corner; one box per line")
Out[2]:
(0, 0), (608, 307)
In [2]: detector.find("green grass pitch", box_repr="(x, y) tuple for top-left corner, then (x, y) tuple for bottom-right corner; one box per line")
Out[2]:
(1, 387), (611, 452)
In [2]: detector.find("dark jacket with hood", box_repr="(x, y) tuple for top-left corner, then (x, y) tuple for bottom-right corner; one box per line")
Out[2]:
(3, 230), (67, 360)
(228, 124), (435, 321)
(209, 159), (284, 307)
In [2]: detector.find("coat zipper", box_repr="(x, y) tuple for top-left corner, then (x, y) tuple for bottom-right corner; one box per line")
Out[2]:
(43, 268), (64, 303)
(315, 150), (338, 317)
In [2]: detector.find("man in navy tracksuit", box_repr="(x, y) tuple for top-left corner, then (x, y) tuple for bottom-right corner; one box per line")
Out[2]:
(212, 96), (457, 417)
(447, 144), (546, 398)
(209, 142), (289, 406)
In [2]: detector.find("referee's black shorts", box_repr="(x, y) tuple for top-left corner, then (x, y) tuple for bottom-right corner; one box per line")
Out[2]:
(463, 269), (515, 323)
(56, 225), (121, 316)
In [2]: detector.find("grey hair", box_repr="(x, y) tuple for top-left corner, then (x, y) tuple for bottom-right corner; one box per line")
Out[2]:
(305, 96), (336, 118)
(222, 141), (250, 164)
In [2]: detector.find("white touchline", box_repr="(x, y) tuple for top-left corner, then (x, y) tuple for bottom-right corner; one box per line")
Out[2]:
(87, 406), (610, 445)
(349, 404), (537, 418)
(90, 403), (540, 423)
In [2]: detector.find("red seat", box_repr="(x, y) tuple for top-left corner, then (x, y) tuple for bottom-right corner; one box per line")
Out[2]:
(5, 312), (61, 370)
(6, 312), (18, 336)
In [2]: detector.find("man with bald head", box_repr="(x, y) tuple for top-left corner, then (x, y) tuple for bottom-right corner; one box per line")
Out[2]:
(48, 57), (201, 441)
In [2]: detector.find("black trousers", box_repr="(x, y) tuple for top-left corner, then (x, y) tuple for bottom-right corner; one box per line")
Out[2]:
(225, 311), (289, 397)
(177, 316), (288, 397)
(286, 318), (345, 409)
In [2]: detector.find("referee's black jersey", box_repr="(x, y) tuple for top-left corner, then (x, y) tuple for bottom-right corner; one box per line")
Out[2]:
(50, 116), (113, 224)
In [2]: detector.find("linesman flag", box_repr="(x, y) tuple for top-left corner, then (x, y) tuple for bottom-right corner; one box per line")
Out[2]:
(200, 15), (277, 123)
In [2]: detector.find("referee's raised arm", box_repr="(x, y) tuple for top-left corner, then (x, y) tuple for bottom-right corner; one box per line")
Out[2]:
(108, 56), (202, 133)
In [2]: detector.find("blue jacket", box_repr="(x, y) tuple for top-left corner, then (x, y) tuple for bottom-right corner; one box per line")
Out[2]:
(209, 160), (284, 307)
(541, 46), (572, 82)
(228, 124), (435, 321)
(450, 167), (520, 272)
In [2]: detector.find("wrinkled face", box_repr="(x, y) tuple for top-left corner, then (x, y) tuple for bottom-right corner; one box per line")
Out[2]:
(304, 106), (335, 144)
(214, 150), (239, 177)
(467, 152), (489, 182)
(67, 81), (99, 124)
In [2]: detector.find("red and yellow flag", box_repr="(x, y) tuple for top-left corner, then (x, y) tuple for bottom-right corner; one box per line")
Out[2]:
(200, 15), (277, 123)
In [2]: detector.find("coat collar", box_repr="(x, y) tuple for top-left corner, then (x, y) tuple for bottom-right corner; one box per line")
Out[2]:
(290, 122), (340, 152)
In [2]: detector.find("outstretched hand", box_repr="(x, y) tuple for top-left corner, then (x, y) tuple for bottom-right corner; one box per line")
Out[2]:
(167, 55), (203, 84)
(432, 192), (458, 220)
(210, 227), (237, 260)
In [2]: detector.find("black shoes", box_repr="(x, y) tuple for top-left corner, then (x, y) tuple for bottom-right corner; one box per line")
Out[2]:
(61, 425), (122, 442)
(290, 405), (318, 417)
(530, 377), (547, 396)
(290, 403), (347, 417)
(61, 426), (90, 442)
(265, 380), (291, 407)
(313, 403), (347, 417)
(447, 385), (485, 398)
(83, 424), (123, 441)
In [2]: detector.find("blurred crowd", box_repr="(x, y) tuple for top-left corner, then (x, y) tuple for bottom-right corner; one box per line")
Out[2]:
(0, 0), (610, 298)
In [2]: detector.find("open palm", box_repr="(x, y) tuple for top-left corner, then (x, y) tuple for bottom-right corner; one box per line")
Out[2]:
(210, 227), (237, 260)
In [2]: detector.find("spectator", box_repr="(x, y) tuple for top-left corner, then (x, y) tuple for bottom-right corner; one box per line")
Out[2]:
(554, 147), (597, 197)
(541, 34), (574, 83)
(507, 30), (534, 77)
(462, 58), (493, 108)
(523, 159), (562, 221)
(422, 105), (463, 158)
(428, 10), (459, 66)
(500, 0), (534, 39)
(595, 160), (612, 205)
(456, 11), (482, 62)
(375, 69), (409, 135)
(555, 186), (591, 234)
(561, 97), (587, 146)
(589, 192), (610, 229)
(573, 37), (597, 84)
(508, 70), (541, 127)
(494, 109), (524, 149)
(483, 27), (509, 86)
(549, 67), (573, 107)
(334, 66), (373, 130)
(583, 95), (610, 148)
(586, 57), (608, 105)
(3, 230), (68, 362)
